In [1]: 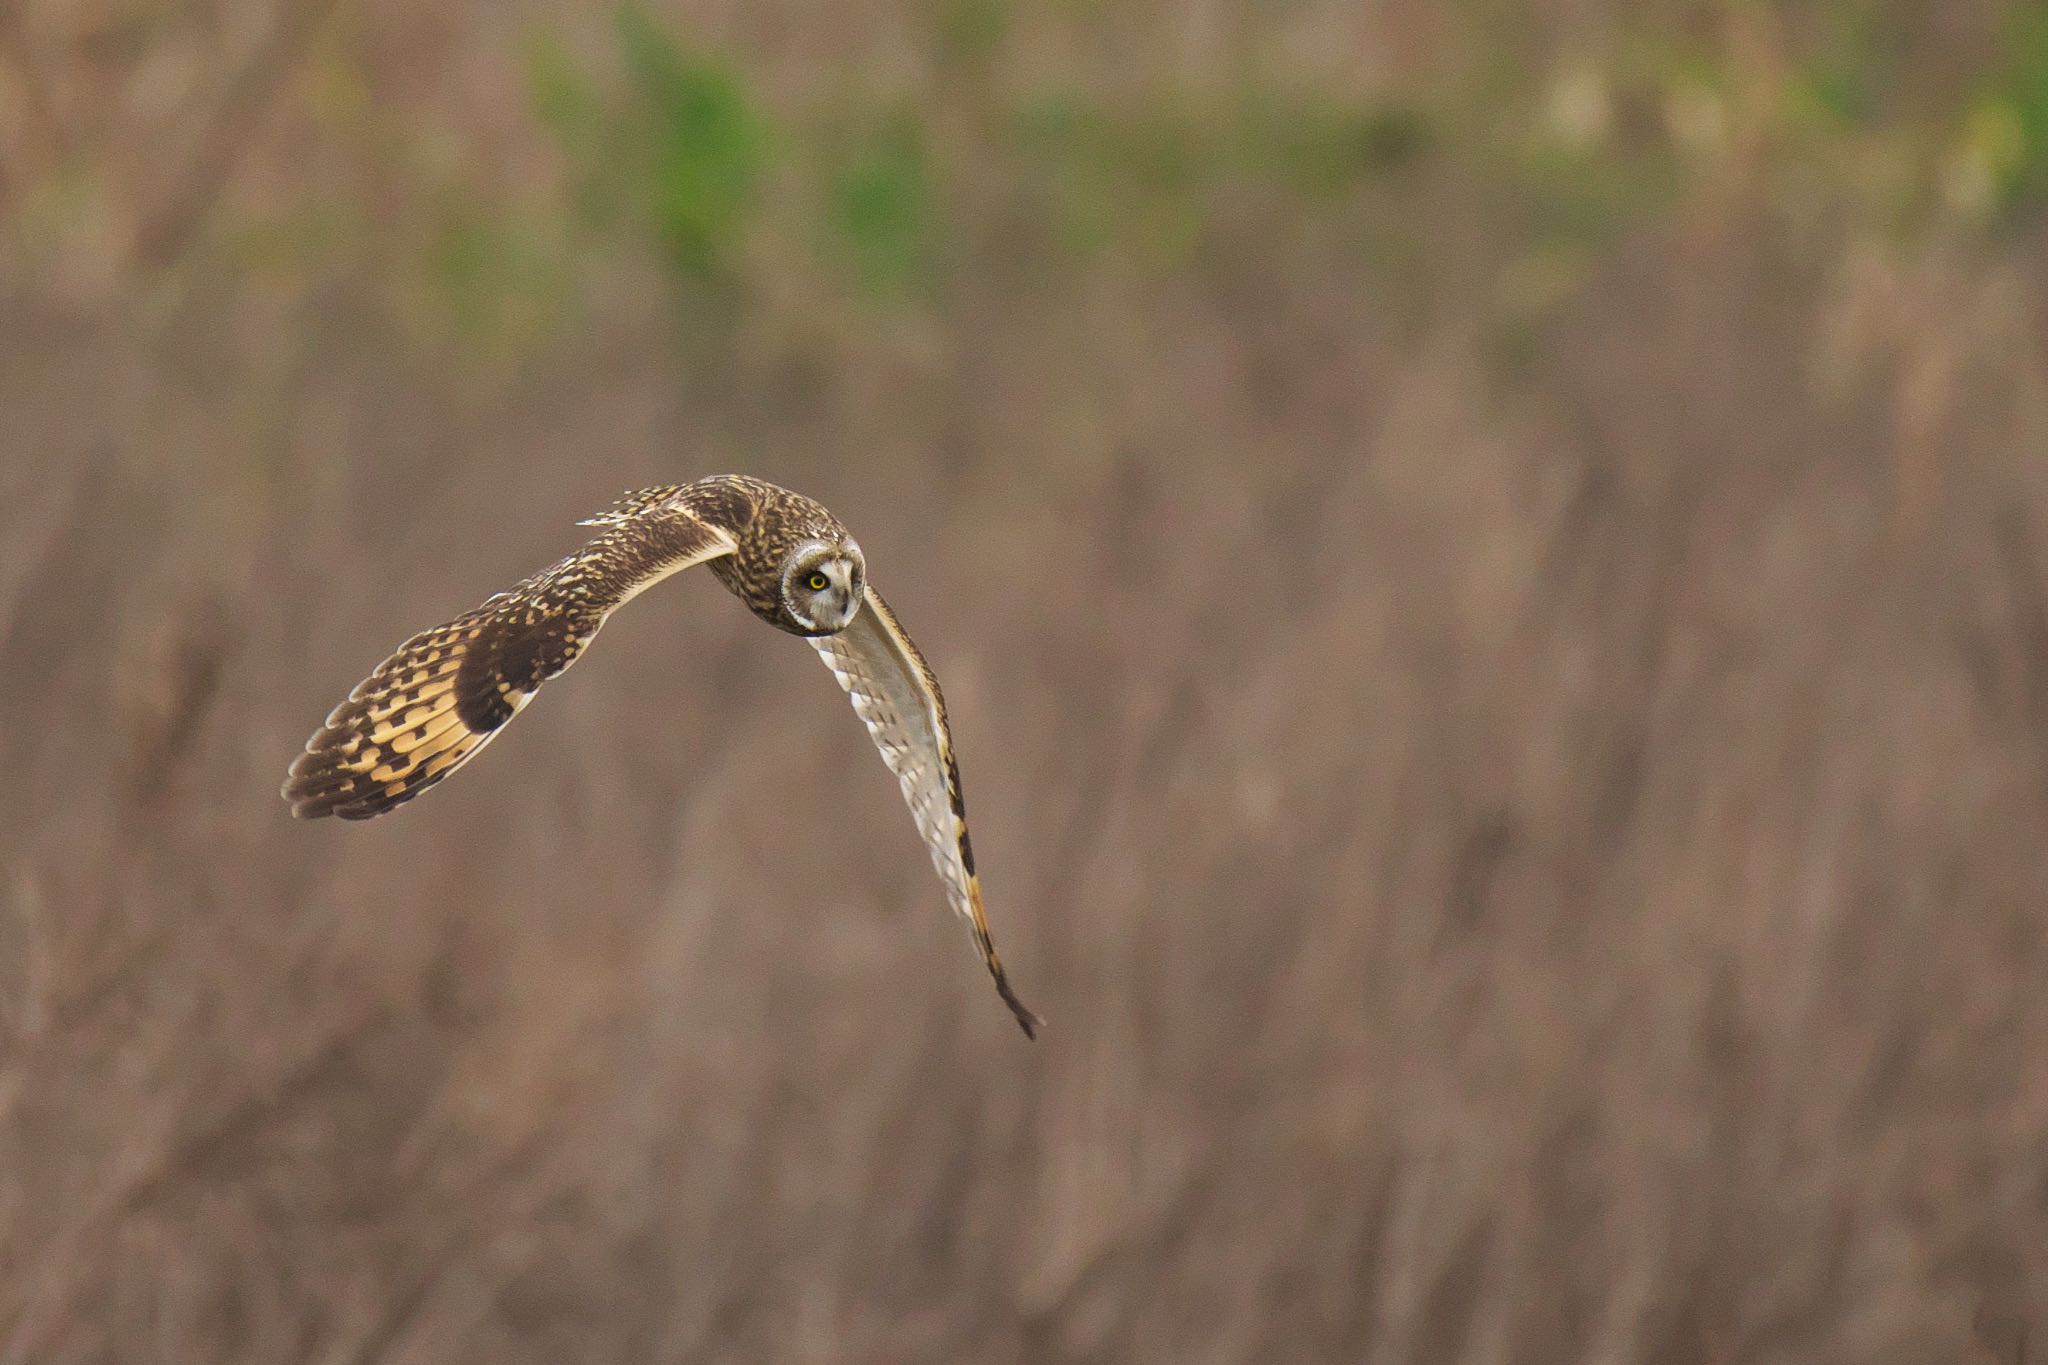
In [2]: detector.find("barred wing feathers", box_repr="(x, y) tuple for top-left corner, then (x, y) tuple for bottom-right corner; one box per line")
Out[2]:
(284, 504), (735, 820)
(812, 586), (1043, 1037)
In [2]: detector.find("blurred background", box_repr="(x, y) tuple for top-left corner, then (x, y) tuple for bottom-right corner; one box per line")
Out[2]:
(5, 1), (2048, 1360)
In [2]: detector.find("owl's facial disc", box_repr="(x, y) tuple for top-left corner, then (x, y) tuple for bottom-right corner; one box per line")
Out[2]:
(780, 539), (864, 634)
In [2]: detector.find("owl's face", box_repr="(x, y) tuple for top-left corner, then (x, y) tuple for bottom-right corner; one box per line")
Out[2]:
(779, 538), (865, 635)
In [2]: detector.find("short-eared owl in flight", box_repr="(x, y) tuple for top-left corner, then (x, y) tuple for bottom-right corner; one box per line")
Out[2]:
(282, 474), (1041, 1037)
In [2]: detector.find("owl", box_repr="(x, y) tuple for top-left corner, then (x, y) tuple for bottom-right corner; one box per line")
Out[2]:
(282, 474), (1041, 1037)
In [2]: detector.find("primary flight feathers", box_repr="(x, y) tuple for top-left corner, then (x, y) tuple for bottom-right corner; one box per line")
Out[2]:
(283, 474), (1041, 1037)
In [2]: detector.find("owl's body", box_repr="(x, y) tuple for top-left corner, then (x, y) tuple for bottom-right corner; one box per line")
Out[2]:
(283, 474), (1040, 1036)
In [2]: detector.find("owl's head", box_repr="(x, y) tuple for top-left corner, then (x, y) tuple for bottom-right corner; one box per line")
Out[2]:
(779, 537), (865, 635)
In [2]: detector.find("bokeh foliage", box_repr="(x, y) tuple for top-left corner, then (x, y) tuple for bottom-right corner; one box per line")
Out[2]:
(424, 1), (2044, 367)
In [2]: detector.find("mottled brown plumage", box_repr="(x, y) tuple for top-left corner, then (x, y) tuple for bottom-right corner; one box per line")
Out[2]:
(283, 474), (1041, 1036)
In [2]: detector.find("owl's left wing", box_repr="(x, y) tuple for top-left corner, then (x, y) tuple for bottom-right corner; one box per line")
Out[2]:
(283, 495), (735, 820)
(811, 586), (1042, 1038)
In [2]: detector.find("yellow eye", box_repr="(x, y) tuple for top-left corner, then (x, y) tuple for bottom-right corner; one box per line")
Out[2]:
(806, 571), (830, 592)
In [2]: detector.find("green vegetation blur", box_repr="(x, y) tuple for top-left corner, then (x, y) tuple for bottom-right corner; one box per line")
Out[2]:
(39, 2), (2028, 359)
(518, 5), (2034, 328)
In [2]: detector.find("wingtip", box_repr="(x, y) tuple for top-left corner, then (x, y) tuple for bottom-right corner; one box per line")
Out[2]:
(995, 974), (1044, 1040)
(281, 780), (333, 819)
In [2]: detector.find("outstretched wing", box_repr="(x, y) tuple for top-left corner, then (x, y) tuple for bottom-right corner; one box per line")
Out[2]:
(284, 496), (735, 820)
(811, 586), (1042, 1038)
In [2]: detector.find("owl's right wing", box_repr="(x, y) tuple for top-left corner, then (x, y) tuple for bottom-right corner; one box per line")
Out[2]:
(283, 492), (735, 820)
(811, 586), (1042, 1038)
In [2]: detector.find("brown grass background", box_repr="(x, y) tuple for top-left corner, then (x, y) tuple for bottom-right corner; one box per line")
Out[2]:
(5, 1), (2048, 1360)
